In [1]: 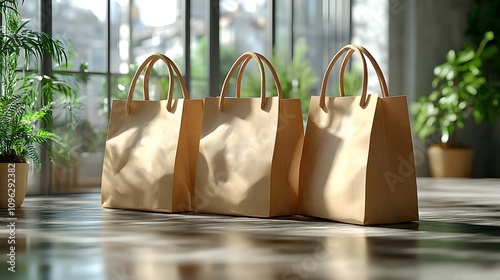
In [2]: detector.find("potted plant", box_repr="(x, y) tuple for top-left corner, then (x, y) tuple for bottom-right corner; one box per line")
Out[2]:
(412, 31), (500, 177)
(0, 0), (75, 207)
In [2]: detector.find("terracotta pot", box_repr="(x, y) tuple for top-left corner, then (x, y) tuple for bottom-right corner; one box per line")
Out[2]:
(427, 144), (474, 177)
(0, 162), (29, 208)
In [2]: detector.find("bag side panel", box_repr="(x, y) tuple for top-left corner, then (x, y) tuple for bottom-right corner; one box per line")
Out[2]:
(172, 99), (204, 212)
(299, 96), (377, 224)
(381, 96), (419, 222)
(269, 99), (304, 216)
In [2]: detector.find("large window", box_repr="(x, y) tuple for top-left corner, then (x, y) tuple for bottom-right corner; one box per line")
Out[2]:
(22, 0), (351, 194)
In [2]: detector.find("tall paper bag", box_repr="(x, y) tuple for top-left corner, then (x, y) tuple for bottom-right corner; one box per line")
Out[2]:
(195, 52), (304, 217)
(299, 44), (419, 225)
(101, 53), (203, 212)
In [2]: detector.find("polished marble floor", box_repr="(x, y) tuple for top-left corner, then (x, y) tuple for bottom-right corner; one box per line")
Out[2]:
(1, 178), (500, 280)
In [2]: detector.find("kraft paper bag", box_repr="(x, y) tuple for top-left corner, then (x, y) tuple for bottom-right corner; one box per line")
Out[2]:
(195, 52), (304, 217)
(101, 53), (203, 212)
(299, 44), (419, 225)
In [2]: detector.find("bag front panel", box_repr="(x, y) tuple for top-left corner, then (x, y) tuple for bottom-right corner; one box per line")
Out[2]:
(299, 95), (378, 224)
(101, 100), (184, 212)
(195, 97), (279, 217)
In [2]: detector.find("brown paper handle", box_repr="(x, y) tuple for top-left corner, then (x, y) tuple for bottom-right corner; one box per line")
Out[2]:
(127, 54), (165, 104)
(320, 44), (368, 109)
(219, 52), (282, 111)
(143, 53), (190, 111)
(234, 53), (283, 99)
(339, 45), (389, 98)
(126, 53), (189, 112)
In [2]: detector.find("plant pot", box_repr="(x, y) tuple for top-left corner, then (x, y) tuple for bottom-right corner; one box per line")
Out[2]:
(0, 163), (29, 208)
(427, 144), (474, 177)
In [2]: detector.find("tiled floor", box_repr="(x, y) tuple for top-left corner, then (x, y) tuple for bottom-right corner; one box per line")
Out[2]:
(1, 178), (500, 280)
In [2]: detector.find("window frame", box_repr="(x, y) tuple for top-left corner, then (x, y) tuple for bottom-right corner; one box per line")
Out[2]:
(30, 0), (351, 194)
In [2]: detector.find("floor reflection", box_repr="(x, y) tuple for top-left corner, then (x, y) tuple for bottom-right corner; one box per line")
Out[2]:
(101, 224), (296, 280)
(2, 179), (500, 280)
(98, 213), (422, 280)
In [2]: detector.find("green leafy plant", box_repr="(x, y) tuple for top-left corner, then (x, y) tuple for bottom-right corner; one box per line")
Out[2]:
(412, 31), (500, 145)
(467, 0), (500, 79)
(0, 0), (76, 165)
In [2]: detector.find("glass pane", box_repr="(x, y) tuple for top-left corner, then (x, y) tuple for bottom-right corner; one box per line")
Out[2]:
(292, 0), (352, 98)
(111, 0), (186, 94)
(52, 0), (107, 72)
(110, 0), (129, 74)
(15, 2), (51, 194)
(131, 0), (184, 66)
(219, 0), (270, 98)
(190, 0), (208, 98)
(220, 0), (269, 57)
(293, 0), (324, 94)
(110, 70), (178, 103)
(275, 0), (291, 56)
(18, 1), (38, 29)
(51, 75), (107, 192)
(220, 0), (269, 67)
(17, 1), (40, 70)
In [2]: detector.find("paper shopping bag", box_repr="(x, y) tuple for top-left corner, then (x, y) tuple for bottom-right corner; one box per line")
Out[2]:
(101, 53), (203, 212)
(195, 52), (304, 217)
(299, 44), (419, 225)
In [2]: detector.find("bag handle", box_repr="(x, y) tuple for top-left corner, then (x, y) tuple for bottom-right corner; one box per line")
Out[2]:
(320, 44), (368, 109)
(126, 53), (189, 112)
(234, 53), (283, 99)
(339, 45), (389, 99)
(219, 52), (283, 111)
(143, 53), (190, 111)
(127, 53), (170, 105)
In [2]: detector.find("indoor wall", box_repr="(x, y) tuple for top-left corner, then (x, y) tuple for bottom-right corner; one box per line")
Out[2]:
(388, 0), (500, 177)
